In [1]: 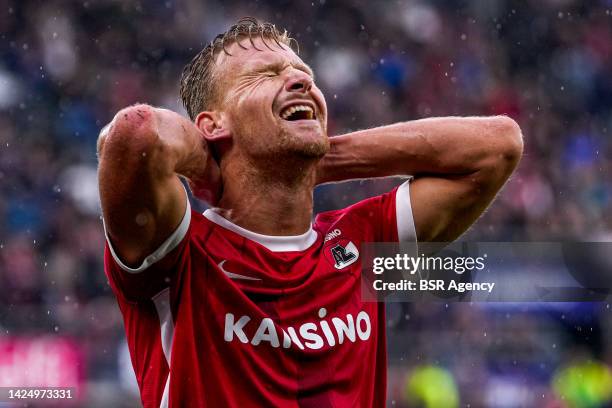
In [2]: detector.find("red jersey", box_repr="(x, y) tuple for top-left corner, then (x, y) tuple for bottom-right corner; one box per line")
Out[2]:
(103, 179), (417, 407)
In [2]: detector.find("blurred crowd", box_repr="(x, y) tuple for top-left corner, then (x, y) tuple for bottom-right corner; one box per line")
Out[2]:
(0, 0), (611, 406)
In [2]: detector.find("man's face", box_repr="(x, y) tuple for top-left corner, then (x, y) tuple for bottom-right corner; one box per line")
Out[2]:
(214, 37), (329, 162)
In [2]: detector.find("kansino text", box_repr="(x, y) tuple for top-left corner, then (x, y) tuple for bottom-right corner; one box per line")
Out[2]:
(370, 254), (495, 294)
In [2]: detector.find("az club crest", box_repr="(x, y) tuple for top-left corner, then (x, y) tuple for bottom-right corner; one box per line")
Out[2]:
(326, 239), (360, 269)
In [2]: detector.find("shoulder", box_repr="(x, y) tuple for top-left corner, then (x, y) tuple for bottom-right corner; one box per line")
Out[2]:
(315, 184), (402, 226)
(314, 178), (414, 243)
(313, 195), (387, 242)
(188, 208), (219, 238)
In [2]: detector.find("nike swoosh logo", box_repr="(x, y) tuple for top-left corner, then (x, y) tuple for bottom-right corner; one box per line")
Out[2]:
(218, 260), (262, 281)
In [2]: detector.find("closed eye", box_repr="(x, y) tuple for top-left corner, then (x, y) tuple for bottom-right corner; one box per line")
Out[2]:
(253, 68), (278, 78)
(250, 62), (314, 80)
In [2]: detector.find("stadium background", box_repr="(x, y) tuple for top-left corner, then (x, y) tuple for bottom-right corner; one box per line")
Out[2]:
(1, 0), (611, 406)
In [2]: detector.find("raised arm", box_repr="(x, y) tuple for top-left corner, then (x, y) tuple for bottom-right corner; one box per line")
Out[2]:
(317, 116), (523, 241)
(97, 104), (220, 267)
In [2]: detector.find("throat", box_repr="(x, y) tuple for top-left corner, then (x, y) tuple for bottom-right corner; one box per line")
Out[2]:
(217, 189), (314, 236)
(216, 161), (316, 236)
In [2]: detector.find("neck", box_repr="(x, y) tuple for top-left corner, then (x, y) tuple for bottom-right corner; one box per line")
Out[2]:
(215, 153), (318, 235)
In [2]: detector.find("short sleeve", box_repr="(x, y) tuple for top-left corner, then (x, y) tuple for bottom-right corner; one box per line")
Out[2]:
(341, 177), (418, 244)
(102, 194), (191, 302)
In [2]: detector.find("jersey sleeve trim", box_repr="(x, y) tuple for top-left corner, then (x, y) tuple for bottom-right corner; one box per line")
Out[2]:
(103, 188), (191, 274)
(396, 177), (418, 243)
(152, 287), (174, 408)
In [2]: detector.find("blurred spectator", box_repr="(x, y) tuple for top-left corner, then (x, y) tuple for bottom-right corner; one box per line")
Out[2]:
(1, 0), (611, 405)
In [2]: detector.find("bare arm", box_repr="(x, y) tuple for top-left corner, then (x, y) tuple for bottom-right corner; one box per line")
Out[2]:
(317, 116), (523, 241)
(97, 104), (220, 266)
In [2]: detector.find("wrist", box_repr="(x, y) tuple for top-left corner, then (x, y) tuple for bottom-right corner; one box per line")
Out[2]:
(185, 146), (222, 205)
(316, 134), (365, 184)
(316, 135), (342, 185)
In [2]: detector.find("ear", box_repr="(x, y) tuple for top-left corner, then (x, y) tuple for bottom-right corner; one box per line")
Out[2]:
(195, 111), (232, 143)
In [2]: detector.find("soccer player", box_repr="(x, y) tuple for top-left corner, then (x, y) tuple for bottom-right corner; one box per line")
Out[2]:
(97, 17), (522, 408)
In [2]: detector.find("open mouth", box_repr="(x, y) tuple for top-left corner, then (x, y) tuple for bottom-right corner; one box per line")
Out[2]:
(280, 104), (316, 121)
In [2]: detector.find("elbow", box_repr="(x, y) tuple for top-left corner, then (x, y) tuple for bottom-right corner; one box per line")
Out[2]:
(484, 116), (524, 177)
(99, 104), (164, 166)
(105, 104), (159, 150)
(469, 116), (523, 194)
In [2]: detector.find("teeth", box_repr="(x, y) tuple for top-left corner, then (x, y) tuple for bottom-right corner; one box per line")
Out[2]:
(281, 104), (314, 120)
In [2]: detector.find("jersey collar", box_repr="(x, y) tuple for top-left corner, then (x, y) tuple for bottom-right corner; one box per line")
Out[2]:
(203, 209), (318, 252)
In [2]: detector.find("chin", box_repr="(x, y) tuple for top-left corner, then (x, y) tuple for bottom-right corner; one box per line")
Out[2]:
(284, 130), (329, 158)
(295, 142), (329, 159)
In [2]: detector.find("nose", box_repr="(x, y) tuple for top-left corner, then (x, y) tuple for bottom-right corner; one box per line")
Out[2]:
(284, 70), (312, 93)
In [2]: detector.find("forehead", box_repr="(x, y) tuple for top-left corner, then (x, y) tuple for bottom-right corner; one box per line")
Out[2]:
(215, 36), (306, 76)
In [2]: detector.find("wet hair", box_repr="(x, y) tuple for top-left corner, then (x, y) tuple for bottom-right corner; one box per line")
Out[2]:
(180, 17), (298, 120)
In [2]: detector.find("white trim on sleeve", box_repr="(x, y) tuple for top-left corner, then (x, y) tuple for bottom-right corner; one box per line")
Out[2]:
(395, 177), (418, 243)
(103, 189), (191, 274)
(152, 287), (174, 408)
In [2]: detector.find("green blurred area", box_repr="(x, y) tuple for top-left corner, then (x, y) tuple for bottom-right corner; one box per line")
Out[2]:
(553, 360), (612, 408)
(405, 365), (459, 408)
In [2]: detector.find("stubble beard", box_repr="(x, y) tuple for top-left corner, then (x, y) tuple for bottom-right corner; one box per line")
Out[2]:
(240, 126), (329, 188)
(241, 120), (329, 163)
(276, 126), (330, 160)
